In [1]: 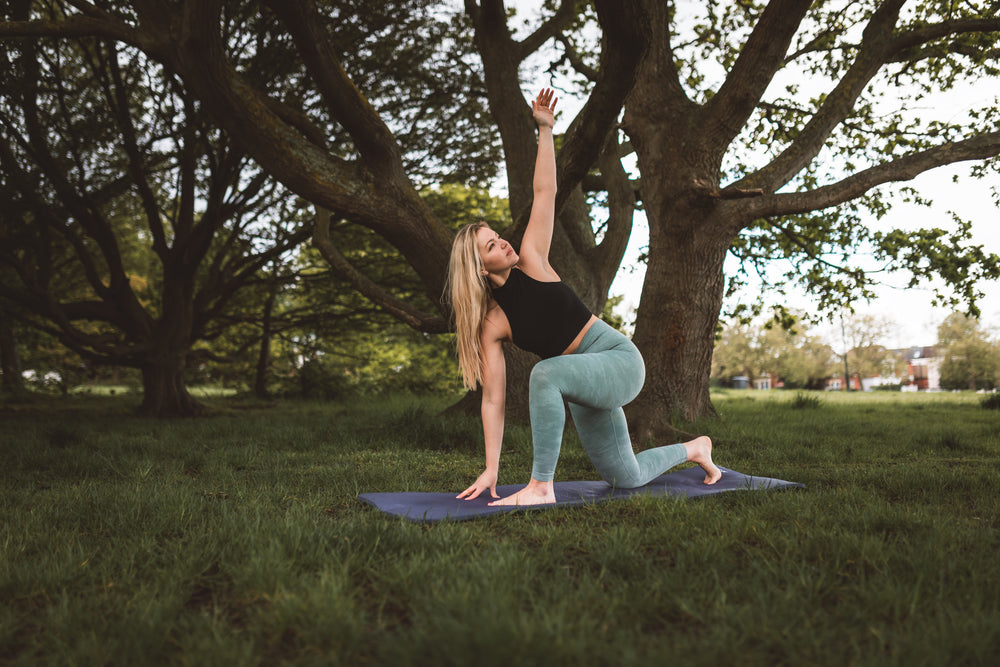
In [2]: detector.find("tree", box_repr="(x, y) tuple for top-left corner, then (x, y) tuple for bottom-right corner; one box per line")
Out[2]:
(4, 1), (999, 436)
(616, 0), (1000, 428)
(711, 314), (836, 389)
(0, 302), (26, 395)
(0, 9), (311, 415)
(836, 313), (905, 383)
(937, 312), (998, 390)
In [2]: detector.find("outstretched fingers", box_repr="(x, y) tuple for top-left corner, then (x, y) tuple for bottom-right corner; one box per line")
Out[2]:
(533, 87), (557, 113)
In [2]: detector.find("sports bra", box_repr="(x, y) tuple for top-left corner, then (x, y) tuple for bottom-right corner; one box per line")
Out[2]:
(490, 267), (593, 359)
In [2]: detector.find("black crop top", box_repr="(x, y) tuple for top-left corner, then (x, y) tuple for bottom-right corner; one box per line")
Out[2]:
(490, 268), (593, 359)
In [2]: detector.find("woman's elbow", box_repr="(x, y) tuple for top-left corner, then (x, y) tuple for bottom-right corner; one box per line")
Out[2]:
(533, 184), (556, 199)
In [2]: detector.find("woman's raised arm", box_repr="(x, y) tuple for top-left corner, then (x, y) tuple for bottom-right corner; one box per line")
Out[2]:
(517, 88), (558, 277)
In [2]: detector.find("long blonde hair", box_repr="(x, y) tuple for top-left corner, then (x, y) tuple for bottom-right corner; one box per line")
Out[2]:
(445, 222), (492, 389)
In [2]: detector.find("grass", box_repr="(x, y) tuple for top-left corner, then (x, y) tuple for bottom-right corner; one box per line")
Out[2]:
(1, 390), (999, 665)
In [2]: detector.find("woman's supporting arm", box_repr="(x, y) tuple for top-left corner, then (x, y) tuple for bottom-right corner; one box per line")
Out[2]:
(456, 321), (507, 500)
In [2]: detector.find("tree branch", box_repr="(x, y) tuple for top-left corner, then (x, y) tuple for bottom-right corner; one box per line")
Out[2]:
(517, 0), (577, 61)
(705, 0), (813, 148)
(555, 34), (599, 82)
(592, 131), (636, 284)
(551, 0), (649, 218)
(734, 0), (908, 193)
(0, 13), (136, 43)
(745, 131), (1000, 220)
(314, 208), (449, 334)
(104, 42), (169, 259)
(262, 0), (403, 175)
(892, 17), (1000, 55)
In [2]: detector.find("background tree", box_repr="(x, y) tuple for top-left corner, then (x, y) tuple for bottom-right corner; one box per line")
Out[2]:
(711, 313), (836, 389)
(0, 0), (644, 424)
(212, 185), (509, 399)
(838, 313), (906, 383)
(0, 300), (27, 395)
(937, 312), (999, 390)
(2, 1), (999, 437)
(0, 12), (311, 415)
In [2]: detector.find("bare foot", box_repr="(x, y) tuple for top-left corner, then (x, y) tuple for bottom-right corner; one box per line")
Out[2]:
(684, 435), (722, 485)
(488, 479), (556, 506)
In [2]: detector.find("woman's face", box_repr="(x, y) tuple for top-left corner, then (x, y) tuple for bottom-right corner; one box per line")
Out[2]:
(476, 226), (518, 275)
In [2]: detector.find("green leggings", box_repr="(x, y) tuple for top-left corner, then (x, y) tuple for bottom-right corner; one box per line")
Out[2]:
(528, 319), (687, 486)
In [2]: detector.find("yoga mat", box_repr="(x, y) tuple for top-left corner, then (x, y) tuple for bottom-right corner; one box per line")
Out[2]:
(358, 466), (803, 523)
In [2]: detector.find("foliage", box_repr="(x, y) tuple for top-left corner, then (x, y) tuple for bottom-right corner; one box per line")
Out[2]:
(0, 16), (311, 414)
(872, 383), (903, 392)
(712, 313), (836, 389)
(980, 392), (1000, 410)
(937, 312), (999, 390)
(1, 392), (999, 664)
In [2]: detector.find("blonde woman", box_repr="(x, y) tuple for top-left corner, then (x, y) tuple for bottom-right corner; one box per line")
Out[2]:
(446, 88), (721, 506)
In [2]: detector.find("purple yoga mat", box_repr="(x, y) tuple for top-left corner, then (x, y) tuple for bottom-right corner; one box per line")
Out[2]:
(358, 466), (803, 523)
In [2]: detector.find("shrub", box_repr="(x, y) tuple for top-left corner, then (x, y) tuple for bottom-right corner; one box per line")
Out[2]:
(790, 392), (823, 409)
(980, 392), (1000, 410)
(296, 358), (350, 400)
(872, 383), (902, 392)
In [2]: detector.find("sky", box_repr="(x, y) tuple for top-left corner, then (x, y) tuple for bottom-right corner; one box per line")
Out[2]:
(502, 0), (1000, 350)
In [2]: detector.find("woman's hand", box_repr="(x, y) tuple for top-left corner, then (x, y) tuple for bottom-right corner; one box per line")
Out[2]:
(532, 88), (557, 130)
(457, 469), (499, 501)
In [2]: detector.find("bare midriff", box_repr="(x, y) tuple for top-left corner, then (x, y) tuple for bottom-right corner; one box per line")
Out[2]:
(560, 314), (600, 356)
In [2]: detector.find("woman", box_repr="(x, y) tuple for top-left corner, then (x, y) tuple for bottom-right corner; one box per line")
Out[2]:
(446, 88), (720, 507)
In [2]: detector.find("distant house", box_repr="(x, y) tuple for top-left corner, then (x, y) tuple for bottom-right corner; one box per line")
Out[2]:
(824, 374), (862, 391)
(825, 347), (941, 392)
(902, 346), (940, 390)
(729, 374), (778, 390)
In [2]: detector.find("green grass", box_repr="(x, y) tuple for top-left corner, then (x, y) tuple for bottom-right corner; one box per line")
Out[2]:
(2, 390), (999, 665)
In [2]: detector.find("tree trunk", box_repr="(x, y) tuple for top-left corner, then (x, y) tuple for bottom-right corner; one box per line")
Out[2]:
(138, 275), (201, 417)
(626, 206), (732, 441)
(254, 289), (277, 399)
(620, 2), (738, 435)
(139, 351), (201, 417)
(0, 310), (25, 394)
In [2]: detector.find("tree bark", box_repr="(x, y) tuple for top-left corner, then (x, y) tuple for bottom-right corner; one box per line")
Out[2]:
(253, 288), (276, 399)
(626, 206), (732, 439)
(0, 310), (26, 394)
(139, 353), (201, 417)
(138, 269), (202, 417)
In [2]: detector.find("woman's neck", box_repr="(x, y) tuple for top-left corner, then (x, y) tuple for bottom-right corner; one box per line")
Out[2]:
(487, 265), (516, 288)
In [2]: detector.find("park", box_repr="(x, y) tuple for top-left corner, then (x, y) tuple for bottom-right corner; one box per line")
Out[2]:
(2, 1), (1000, 664)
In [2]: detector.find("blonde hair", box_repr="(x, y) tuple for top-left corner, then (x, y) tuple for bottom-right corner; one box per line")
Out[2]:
(444, 222), (492, 389)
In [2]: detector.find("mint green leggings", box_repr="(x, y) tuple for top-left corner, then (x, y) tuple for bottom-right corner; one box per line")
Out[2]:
(528, 319), (687, 486)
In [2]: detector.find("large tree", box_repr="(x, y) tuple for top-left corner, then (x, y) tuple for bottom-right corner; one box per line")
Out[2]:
(0, 5), (311, 415)
(3, 1), (999, 436)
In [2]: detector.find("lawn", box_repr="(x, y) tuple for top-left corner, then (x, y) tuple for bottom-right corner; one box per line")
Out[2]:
(1, 390), (998, 665)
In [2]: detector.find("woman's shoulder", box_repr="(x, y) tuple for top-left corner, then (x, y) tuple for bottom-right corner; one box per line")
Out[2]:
(514, 260), (560, 284)
(481, 302), (512, 343)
